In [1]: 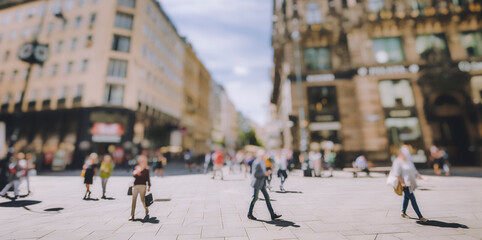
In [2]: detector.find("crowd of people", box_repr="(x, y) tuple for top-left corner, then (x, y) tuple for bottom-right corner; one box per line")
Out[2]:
(0, 143), (448, 223)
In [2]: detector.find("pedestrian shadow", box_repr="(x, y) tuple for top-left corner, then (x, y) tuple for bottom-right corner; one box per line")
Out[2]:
(83, 197), (99, 201)
(102, 197), (116, 200)
(274, 191), (303, 194)
(154, 198), (171, 202)
(44, 207), (64, 212)
(257, 219), (300, 228)
(133, 216), (160, 224)
(259, 198), (276, 201)
(417, 220), (469, 229)
(0, 200), (41, 208)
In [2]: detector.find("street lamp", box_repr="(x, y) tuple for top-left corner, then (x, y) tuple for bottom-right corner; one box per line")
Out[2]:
(3, 0), (54, 163)
(291, 21), (310, 176)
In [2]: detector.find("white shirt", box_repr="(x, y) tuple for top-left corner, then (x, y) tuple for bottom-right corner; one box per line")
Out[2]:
(392, 157), (419, 193)
(355, 156), (368, 169)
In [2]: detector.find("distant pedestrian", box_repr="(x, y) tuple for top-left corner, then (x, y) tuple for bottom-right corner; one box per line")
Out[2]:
(100, 155), (114, 199)
(212, 150), (224, 180)
(324, 149), (336, 177)
(203, 151), (211, 174)
(309, 150), (322, 177)
(82, 153), (98, 200)
(276, 151), (288, 192)
(265, 155), (273, 190)
(247, 150), (281, 221)
(24, 152), (36, 194)
(183, 149), (194, 172)
(152, 152), (165, 177)
(389, 150), (428, 223)
(0, 153), (26, 200)
(354, 155), (370, 177)
(129, 155), (151, 221)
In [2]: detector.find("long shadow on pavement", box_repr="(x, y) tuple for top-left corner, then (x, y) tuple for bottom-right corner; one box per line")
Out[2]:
(0, 200), (41, 207)
(132, 216), (160, 224)
(274, 191), (303, 194)
(256, 219), (300, 228)
(417, 220), (469, 229)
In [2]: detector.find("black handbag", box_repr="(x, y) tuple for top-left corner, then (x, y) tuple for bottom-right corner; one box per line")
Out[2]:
(145, 193), (153, 206)
(127, 186), (132, 196)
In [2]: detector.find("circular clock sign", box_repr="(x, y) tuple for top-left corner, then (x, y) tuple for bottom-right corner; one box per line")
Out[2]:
(17, 41), (50, 64)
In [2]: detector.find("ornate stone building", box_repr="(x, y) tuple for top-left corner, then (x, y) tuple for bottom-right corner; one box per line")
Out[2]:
(271, 0), (482, 166)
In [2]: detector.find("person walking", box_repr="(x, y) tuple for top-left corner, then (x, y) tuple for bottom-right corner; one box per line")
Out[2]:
(247, 150), (282, 221)
(354, 155), (370, 177)
(324, 149), (336, 177)
(0, 153), (26, 200)
(99, 155), (114, 199)
(129, 155), (151, 221)
(389, 150), (428, 223)
(203, 151), (211, 174)
(212, 150), (224, 180)
(152, 152), (165, 177)
(82, 153), (98, 200)
(276, 151), (288, 192)
(265, 154), (273, 190)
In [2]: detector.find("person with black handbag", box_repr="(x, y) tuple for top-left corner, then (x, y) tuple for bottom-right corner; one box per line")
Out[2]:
(129, 155), (151, 221)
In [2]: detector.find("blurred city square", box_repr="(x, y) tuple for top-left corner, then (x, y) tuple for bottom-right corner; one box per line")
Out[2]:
(1, 166), (482, 240)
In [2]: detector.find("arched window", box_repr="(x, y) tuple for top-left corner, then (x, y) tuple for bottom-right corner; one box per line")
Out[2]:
(306, 2), (322, 25)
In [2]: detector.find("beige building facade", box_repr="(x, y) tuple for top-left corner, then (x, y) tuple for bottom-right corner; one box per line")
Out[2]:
(271, 0), (482, 166)
(0, 0), (187, 168)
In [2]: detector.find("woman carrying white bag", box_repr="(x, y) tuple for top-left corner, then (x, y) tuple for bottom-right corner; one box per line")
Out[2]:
(387, 148), (429, 223)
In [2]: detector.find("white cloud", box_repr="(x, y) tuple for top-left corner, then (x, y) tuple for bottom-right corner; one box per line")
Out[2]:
(159, 0), (273, 125)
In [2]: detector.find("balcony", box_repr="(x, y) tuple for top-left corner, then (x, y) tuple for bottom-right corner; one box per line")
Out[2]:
(28, 101), (36, 111)
(42, 99), (51, 110)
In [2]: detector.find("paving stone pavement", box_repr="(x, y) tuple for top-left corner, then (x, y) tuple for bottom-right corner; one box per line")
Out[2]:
(1, 167), (481, 240)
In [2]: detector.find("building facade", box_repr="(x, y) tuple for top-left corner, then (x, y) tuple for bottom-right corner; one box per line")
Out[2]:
(0, 0), (186, 169)
(271, 0), (482, 166)
(181, 42), (212, 155)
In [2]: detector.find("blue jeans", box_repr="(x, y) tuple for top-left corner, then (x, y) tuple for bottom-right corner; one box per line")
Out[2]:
(402, 187), (423, 218)
(248, 187), (275, 217)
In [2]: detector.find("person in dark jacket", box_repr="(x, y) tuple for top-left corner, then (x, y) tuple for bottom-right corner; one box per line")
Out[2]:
(129, 155), (151, 220)
(247, 150), (281, 221)
(82, 153), (98, 200)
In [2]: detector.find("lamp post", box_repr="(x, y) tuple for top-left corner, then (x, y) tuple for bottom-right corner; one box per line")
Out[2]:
(2, 0), (57, 164)
(291, 21), (310, 176)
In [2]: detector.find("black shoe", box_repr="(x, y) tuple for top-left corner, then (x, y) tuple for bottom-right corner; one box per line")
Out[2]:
(271, 214), (282, 220)
(101, 195), (106, 199)
(247, 214), (257, 220)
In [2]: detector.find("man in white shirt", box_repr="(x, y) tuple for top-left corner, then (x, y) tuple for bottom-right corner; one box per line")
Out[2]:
(354, 155), (370, 177)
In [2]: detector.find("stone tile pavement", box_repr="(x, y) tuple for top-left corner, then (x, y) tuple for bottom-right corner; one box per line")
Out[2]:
(1, 167), (481, 240)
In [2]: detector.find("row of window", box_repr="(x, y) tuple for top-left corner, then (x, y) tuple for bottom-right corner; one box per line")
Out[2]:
(0, 0), (99, 26)
(304, 31), (482, 71)
(0, 59), (89, 82)
(1, 84), (84, 106)
(0, 13), (96, 44)
(304, 0), (473, 24)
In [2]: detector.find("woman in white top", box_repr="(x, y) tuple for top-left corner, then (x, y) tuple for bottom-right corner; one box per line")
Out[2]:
(391, 150), (428, 223)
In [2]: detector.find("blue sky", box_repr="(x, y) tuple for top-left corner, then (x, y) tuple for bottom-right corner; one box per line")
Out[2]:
(159, 0), (273, 125)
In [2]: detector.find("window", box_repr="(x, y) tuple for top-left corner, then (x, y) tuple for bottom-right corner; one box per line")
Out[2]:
(378, 79), (415, 108)
(58, 86), (68, 99)
(141, 44), (147, 57)
(117, 0), (136, 8)
(47, 22), (54, 33)
(61, 19), (68, 30)
(0, 72), (4, 82)
(89, 13), (96, 26)
(28, 90), (38, 102)
(143, 24), (148, 35)
(470, 76), (482, 104)
(78, 0), (86, 7)
(9, 30), (17, 41)
(307, 86), (339, 122)
(44, 88), (53, 100)
(415, 34), (448, 55)
(112, 35), (131, 52)
(11, 70), (18, 81)
(373, 37), (405, 63)
(368, 0), (383, 12)
(14, 10), (23, 22)
(306, 2), (322, 25)
(22, 27), (31, 38)
(64, 0), (74, 10)
(21, 69), (29, 81)
(86, 35), (93, 47)
(56, 40), (63, 52)
(107, 59), (128, 78)
(75, 16), (82, 28)
(70, 38), (78, 50)
(460, 32), (482, 58)
(51, 1), (61, 14)
(2, 14), (11, 25)
(51, 64), (59, 76)
(103, 84), (124, 105)
(35, 66), (43, 78)
(114, 12), (133, 30)
(65, 61), (74, 74)
(81, 59), (89, 72)
(2, 93), (12, 105)
(74, 84), (83, 103)
(3, 51), (10, 61)
(304, 47), (332, 71)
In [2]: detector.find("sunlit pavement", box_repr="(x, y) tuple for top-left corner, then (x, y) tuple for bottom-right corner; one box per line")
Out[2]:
(1, 166), (482, 240)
